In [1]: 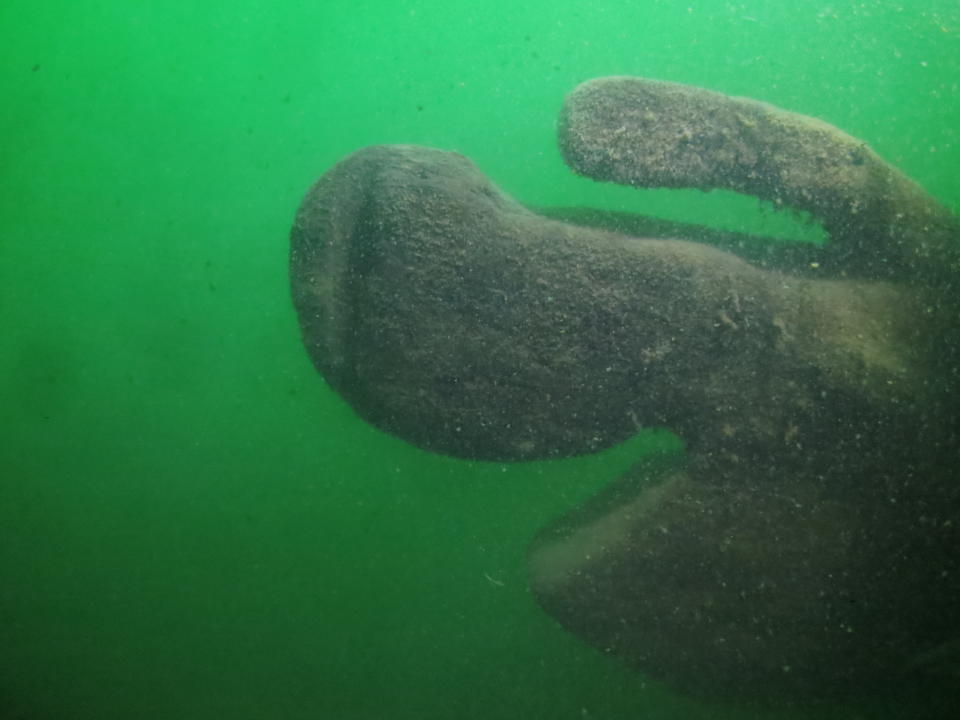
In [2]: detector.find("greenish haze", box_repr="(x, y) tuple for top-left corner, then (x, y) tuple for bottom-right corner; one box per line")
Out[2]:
(1, 1), (957, 718)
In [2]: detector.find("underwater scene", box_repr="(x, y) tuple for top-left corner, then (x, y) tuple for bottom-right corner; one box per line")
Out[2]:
(2, 1), (959, 718)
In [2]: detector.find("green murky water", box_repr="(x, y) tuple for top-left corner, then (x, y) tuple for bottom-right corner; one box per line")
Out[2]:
(2, 1), (958, 718)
